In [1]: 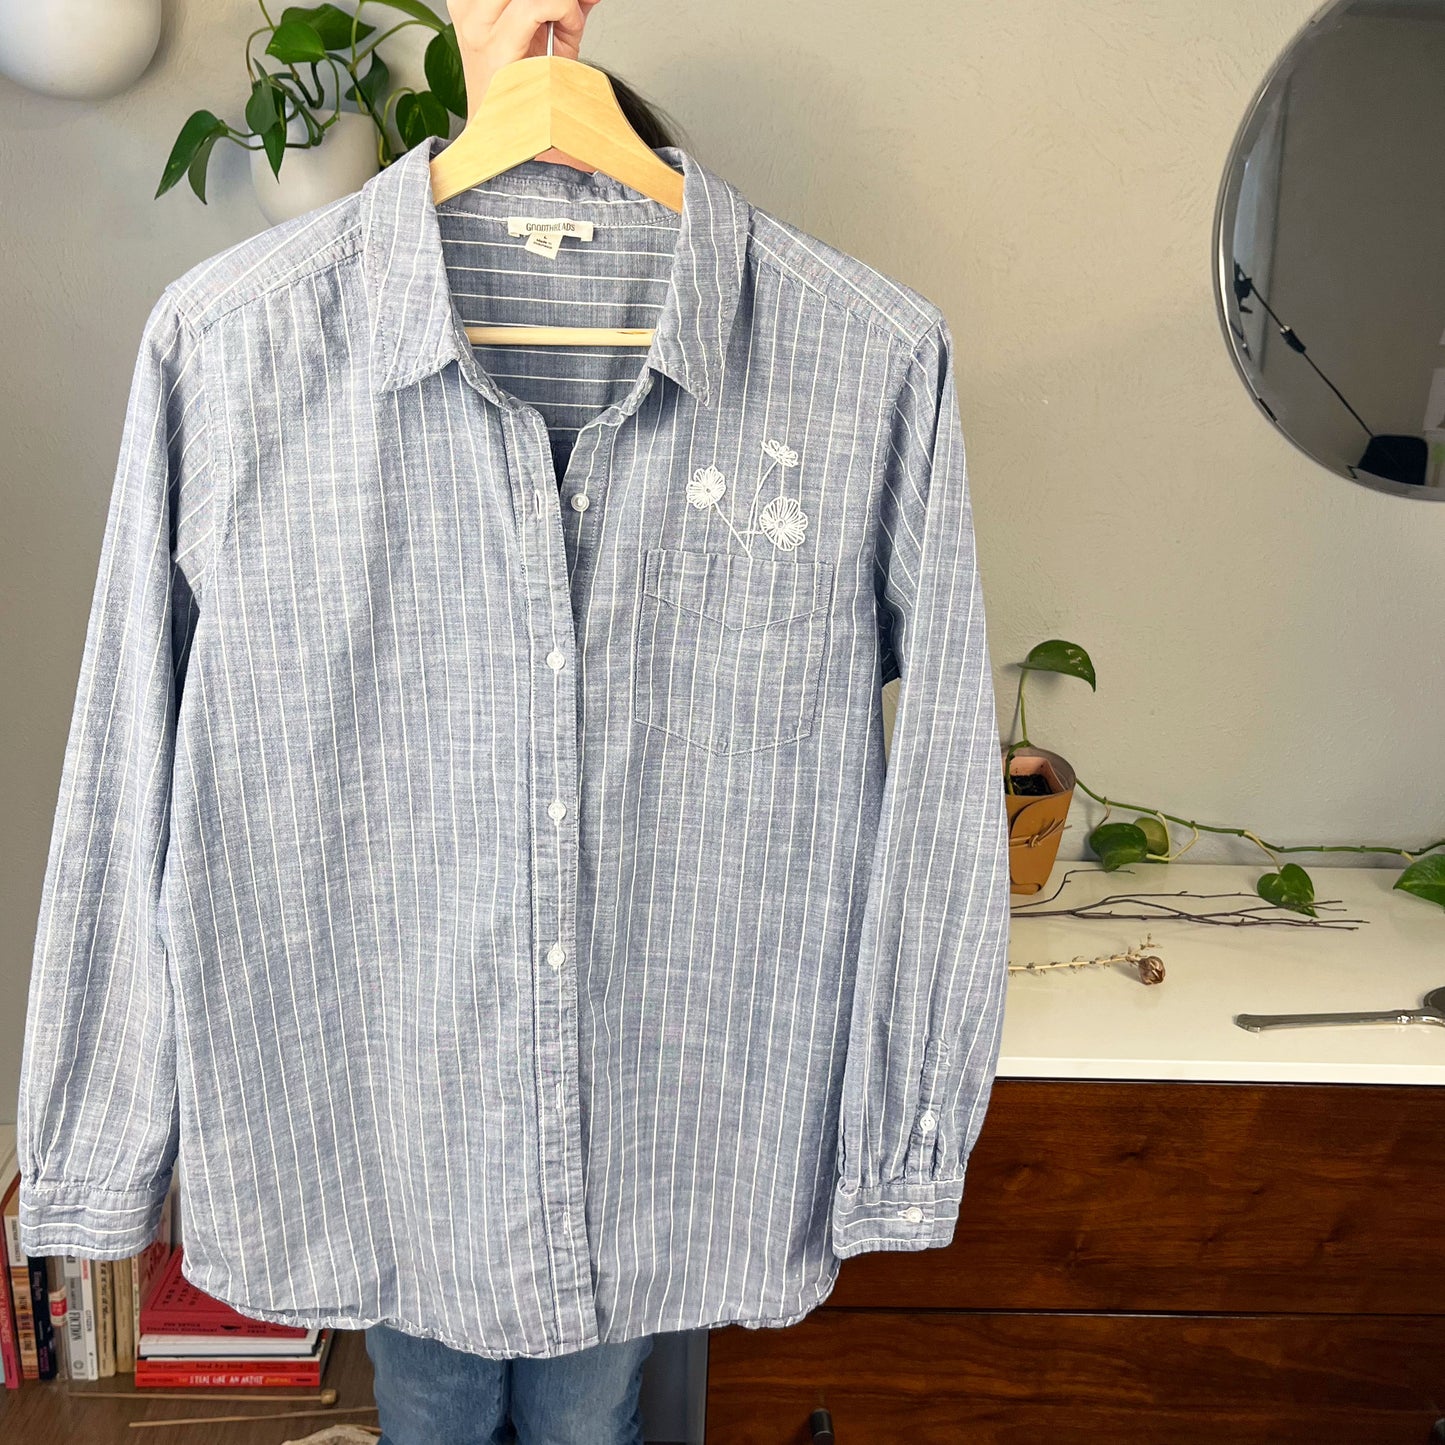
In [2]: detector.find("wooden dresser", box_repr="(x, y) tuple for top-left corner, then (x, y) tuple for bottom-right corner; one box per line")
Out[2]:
(705, 863), (1445, 1444)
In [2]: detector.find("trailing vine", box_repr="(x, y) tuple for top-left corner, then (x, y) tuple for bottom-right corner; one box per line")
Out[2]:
(1005, 639), (1445, 917)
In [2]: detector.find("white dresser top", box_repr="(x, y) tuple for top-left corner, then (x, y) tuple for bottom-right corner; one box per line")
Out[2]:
(1001, 862), (1445, 1085)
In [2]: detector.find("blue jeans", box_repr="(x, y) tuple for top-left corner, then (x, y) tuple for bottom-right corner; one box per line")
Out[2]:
(364, 1322), (654, 1445)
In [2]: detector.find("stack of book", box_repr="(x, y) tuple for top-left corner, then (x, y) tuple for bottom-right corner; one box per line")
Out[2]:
(135, 1246), (334, 1388)
(0, 1127), (331, 1391)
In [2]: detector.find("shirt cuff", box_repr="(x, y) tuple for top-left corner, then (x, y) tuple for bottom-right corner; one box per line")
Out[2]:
(17, 1175), (170, 1260)
(831, 1174), (967, 1258)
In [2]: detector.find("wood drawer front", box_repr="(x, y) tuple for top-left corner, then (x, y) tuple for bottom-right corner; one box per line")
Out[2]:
(706, 1309), (1445, 1445)
(827, 1080), (1445, 1314)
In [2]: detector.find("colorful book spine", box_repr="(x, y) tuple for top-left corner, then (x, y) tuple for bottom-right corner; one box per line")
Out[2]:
(43, 1256), (69, 1380)
(133, 1362), (328, 1388)
(0, 1143), (22, 1387)
(5, 1248), (36, 1380)
(62, 1257), (88, 1381)
(27, 1257), (56, 1379)
(0, 1166), (36, 1380)
(114, 1254), (135, 1371)
(134, 1330), (333, 1389)
(95, 1258), (115, 1377)
(78, 1258), (99, 1382)
(0, 1246), (20, 1389)
(130, 1254), (143, 1362)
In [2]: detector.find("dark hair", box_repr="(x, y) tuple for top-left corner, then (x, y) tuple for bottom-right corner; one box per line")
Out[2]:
(598, 67), (682, 151)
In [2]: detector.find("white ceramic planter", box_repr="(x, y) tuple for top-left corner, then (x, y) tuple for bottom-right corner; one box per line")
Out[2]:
(0, 0), (162, 99)
(251, 110), (381, 226)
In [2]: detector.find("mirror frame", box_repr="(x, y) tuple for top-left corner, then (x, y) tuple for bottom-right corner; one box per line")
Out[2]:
(1210, 0), (1445, 501)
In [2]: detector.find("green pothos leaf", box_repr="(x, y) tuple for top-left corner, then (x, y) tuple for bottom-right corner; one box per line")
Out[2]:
(1257, 863), (1317, 917)
(1133, 815), (1170, 857)
(425, 25), (467, 118)
(372, 0), (447, 29)
(395, 89), (451, 147)
(344, 52), (391, 113)
(1089, 822), (1150, 871)
(266, 18), (328, 64)
(279, 4), (376, 49)
(1394, 855), (1445, 910)
(1020, 639), (1096, 691)
(186, 132), (225, 202)
(158, 109), (228, 198)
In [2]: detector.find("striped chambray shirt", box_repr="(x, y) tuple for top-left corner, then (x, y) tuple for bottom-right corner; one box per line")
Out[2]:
(15, 135), (1010, 1359)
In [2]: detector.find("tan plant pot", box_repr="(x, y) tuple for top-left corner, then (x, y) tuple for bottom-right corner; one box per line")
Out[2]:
(1002, 746), (1076, 895)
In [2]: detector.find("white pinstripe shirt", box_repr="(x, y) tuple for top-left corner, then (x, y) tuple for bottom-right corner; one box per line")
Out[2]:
(15, 136), (1010, 1358)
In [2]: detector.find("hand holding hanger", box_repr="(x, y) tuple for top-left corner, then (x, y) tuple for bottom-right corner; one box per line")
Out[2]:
(449, 0), (602, 172)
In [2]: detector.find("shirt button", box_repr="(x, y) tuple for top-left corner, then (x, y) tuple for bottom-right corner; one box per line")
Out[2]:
(545, 649), (566, 671)
(918, 1110), (937, 1133)
(547, 799), (567, 822)
(900, 1205), (924, 1224)
(569, 493), (590, 512)
(547, 943), (566, 969)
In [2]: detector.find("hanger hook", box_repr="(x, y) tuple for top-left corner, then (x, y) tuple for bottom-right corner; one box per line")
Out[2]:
(546, 20), (554, 57)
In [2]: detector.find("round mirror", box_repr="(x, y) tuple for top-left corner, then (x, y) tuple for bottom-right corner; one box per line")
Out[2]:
(1213, 0), (1445, 498)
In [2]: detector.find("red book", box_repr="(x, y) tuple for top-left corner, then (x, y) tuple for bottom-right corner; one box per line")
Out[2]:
(140, 1247), (309, 1340)
(134, 1328), (334, 1389)
(0, 1164), (23, 1389)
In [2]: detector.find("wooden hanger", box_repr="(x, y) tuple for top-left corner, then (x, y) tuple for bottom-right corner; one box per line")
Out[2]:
(432, 23), (683, 349)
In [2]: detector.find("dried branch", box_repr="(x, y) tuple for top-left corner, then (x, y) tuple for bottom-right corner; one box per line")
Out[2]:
(1011, 867), (1365, 929)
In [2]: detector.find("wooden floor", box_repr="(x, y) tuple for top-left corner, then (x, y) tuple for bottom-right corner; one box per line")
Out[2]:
(0, 1328), (379, 1444)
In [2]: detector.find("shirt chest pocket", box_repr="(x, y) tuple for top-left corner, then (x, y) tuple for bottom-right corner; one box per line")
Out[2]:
(632, 547), (835, 757)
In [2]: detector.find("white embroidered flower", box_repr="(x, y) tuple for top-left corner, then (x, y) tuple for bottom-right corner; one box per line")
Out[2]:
(758, 495), (809, 551)
(687, 464), (727, 509)
(761, 438), (798, 468)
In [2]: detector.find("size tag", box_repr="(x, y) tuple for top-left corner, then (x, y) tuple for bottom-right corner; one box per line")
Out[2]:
(524, 230), (564, 259)
(506, 216), (595, 241)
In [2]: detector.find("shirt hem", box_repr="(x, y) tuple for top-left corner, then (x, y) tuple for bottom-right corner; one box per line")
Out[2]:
(181, 1252), (843, 1359)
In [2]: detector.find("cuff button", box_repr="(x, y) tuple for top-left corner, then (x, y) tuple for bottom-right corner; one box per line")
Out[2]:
(899, 1204), (924, 1224)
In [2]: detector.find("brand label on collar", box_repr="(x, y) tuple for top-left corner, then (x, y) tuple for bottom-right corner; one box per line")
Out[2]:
(505, 217), (595, 241)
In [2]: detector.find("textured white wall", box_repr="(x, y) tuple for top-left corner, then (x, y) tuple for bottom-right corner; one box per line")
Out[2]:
(4, 0), (1441, 1122)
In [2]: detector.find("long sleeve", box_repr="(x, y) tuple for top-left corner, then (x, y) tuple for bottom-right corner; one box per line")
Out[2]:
(832, 315), (1011, 1259)
(15, 286), (217, 1259)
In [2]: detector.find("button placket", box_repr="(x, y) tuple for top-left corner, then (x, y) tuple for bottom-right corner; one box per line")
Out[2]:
(560, 426), (609, 539)
(511, 406), (598, 1342)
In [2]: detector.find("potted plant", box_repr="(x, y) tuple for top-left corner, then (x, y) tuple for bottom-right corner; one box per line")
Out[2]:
(1001, 640), (1094, 894)
(156, 2), (467, 221)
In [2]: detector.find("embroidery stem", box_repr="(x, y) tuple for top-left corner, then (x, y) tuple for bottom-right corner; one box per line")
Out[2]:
(714, 504), (754, 555)
(739, 458), (780, 537)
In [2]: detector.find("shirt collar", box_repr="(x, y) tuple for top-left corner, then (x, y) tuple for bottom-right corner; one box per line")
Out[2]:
(359, 134), (749, 409)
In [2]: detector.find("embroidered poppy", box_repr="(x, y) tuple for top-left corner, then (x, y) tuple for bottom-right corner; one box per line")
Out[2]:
(759, 495), (809, 551)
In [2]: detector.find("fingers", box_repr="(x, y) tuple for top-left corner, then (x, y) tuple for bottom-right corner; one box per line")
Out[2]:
(447, 1), (512, 35)
(484, 0), (588, 64)
(552, 0), (603, 54)
(450, 0), (601, 96)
